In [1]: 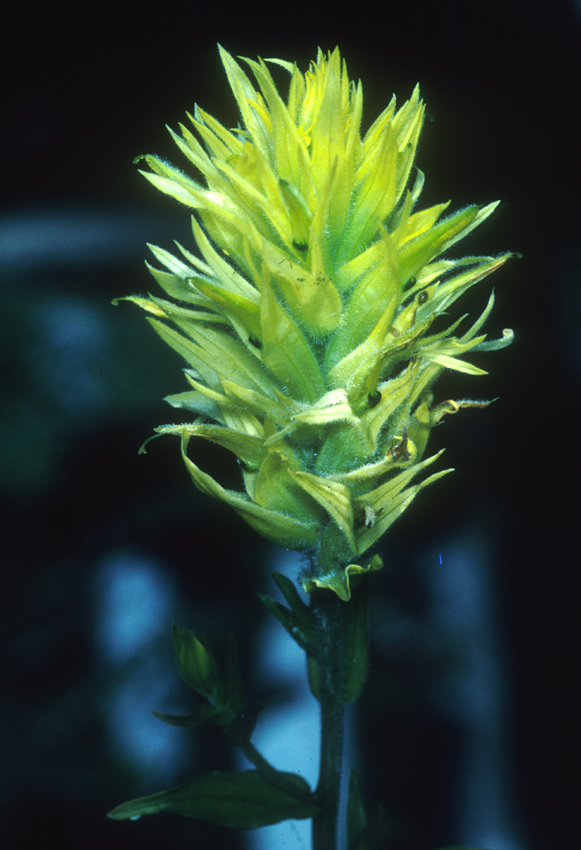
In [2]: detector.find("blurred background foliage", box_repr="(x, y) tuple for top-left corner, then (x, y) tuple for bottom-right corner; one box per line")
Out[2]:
(2, 3), (579, 849)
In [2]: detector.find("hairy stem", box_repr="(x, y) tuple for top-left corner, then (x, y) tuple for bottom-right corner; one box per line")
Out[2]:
(311, 588), (348, 850)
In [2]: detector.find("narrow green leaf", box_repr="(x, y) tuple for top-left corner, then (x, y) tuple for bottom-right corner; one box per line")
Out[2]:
(258, 574), (313, 650)
(254, 450), (324, 524)
(152, 704), (227, 728)
(172, 624), (223, 702)
(146, 318), (218, 387)
(178, 430), (319, 549)
(190, 105), (245, 158)
(169, 317), (273, 394)
(471, 327), (514, 351)
(327, 296), (397, 400)
(147, 292), (220, 322)
(193, 277), (262, 339)
(327, 227), (399, 367)
(343, 579), (369, 704)
(163, 389), (222, 419)
(361, 361), (418, 451)
(355, 453), (452, 554)
(393, 199), (450, 247)
(301, 555), (383, 603)
(421, 252), (512, 317)
(107, 769), (319, 829)
(257, 594), (309, 650)
(422, 352), (488, 375)
(260, 275), (326, 402)
(147, 242), (200, 278)
(218, 46), (271, 159)
(347, 130), (398, 255)
(347, 770), (372, 850)
(139, 165), (203, 208)
(272, 572), (312, 635)
(290, 470), (357, 553)
(188, 220), (261, 302)
(398, 203), (497, 285)
(156, 422), (266, 469)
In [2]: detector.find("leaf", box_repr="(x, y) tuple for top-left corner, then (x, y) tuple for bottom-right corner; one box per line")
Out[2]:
(168, 317), (273, 393)
(284, 390), (359, 435)
(258, 572), (313, 650)
(257, 593), (309, 650)
(218, 46), (271, 160)
(360, 361), (419, 451)
(301, 555), (383, 603)
(146, 318), (218, 386)
(253, 450), (323, 523)
(355, 452), (453, 554)
(156, 422), (266, 469)
(327, 227), (399, 367)
(152, 704), (228, 728)
(472, 327), (514, 351)
(343, 578), (370, 704)
(193, 277), (262, 339)
(290, 469), (357, 553)
(172, 625), (224, 702)
(107, 769), (319, 829)
(347, 770), (373, 850)
(178, 430), (319, 549)
(327, 297), (397, 400)
(348, 129), (398, 255)
(260, 275), (326, 402)
(138, 159), (205, 209)
(422, 351), (488, 375)
(397, 202), (499, 285)
(272, 572), (312, 635)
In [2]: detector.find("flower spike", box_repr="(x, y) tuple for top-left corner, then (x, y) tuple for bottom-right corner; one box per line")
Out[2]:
(122, 45), (513, 597)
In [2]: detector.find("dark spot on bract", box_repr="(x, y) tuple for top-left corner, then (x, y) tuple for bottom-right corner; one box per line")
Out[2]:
(293, 240), (308, 253)
(417, 290), (429, 304)
(367, 390), (382, 408)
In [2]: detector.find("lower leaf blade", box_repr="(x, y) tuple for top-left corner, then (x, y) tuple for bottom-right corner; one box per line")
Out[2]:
(107, 769), (319, 830)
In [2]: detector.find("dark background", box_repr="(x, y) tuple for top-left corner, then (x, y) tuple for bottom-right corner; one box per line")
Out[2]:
(2, 2), (579, 849)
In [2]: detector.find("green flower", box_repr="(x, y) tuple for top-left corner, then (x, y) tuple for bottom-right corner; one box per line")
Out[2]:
(122, 46), (513, 600)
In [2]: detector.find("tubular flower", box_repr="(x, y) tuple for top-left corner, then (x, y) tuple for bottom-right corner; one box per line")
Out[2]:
(123, 45), (513, 600)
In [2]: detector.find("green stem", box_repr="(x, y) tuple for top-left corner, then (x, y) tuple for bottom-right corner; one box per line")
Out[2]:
(311, 588), (348, 850)
(239, 737), (315, 805)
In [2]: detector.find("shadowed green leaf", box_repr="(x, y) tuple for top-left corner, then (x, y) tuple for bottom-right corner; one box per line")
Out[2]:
(107, 769), (319, 829)
(343, 578), (369, 704)
(258, 594), (310, 650)
(172, 624), (224, 702)
(347, 769), (373, 850)
(152, 704), (228, 728)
